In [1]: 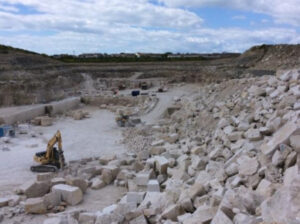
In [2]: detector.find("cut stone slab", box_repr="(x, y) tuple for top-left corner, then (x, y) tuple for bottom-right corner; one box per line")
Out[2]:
(52, 184), (83, 206)
(147, 180), (160, 192)
(40, 116), (53, 126)
(135, 172), (151, 186)
(24, 197), (47, 214)
(19, 180), (50, 198)
(51, 177), (66, 186)
(0, 198), (9, 207)
(127, 192), (145, 205)
(261, 120), (300, 156)
(155, 156), (169, 174)
(238, 156), (259, 176)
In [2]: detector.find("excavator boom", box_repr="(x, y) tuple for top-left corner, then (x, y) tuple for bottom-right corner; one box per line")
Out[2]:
(31, 130), (66, 172)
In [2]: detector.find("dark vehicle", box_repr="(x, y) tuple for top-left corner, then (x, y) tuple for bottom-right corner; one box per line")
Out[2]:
(131, 90), (140, 96)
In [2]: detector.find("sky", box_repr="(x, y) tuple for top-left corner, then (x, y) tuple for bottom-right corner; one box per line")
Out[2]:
(0, 0), (299, 55)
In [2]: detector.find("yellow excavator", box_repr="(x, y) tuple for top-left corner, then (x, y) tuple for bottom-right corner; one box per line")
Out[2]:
(30, 130), (66, 172)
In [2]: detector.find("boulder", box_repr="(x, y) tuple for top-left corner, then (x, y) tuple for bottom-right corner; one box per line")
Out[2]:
(256, 179), (275, 198)
(101, 166), (119, 184)
(43, 217), (64, 224)
(43, 191), (61, 208)
(284, 165), (299, 186)
(187, 182), (206, 200)
(129, 215), (147, 224)
(238, 156), (259, 176)
(0, 198), (9, 207)
(135, 172), (151, 186)
(19, 180), (50, 198)
(150, 147), (166, 155)
(244, 129), (262, 141)
(24, 197), (47, 214)
(51, 177), (66, 185)
(227, 132), (243, 142)
(7, 195), (21, 206)
(52, 184), (83, 206)
(272, 150), (285, 166)
(183, 206), (218, 224)
(41, 116), (53, 126)
(211, 209), (233, 224)
(161, 204), (184, 221)
(233, 213), (262, 224)
(79, 212), (96, 224)
(261, 120), (300, 156)
(290, 135), (300, 152)
(261, 179), (300, 224)
(91, 178), (106, 190)
(66, 177), (88, 193)
(154, 156), (169, 174)
(147, 180), (160, 192)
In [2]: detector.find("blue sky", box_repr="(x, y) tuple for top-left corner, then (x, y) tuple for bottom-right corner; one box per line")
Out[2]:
(0, 0), (299, 55)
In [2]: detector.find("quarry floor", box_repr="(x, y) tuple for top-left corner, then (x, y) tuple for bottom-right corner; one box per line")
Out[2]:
(0, 84), (198, 224)
(0, 107), (125, 192)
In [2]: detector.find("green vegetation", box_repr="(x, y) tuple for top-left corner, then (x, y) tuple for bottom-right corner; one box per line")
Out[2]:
(52, 54), (209, 63)
(0, 44), (39, 55)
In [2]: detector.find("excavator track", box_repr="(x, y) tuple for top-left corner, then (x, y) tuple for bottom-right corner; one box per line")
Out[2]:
(30, 165), (58, 173)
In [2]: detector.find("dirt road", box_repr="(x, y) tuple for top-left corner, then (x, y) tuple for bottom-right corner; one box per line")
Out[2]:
(142, 84), (198, 124)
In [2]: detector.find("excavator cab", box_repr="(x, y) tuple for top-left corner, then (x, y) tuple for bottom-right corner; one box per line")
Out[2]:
(31, 130), (66, 172)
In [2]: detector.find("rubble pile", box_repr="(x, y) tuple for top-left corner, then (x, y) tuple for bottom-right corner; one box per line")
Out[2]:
(109, 69), (299, 224)
(0, 69), (299, 224)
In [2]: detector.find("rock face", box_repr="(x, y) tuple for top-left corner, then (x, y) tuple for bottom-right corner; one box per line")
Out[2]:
(52, 184), (83, 205)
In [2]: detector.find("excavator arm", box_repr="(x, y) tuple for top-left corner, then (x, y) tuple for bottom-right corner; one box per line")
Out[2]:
(32, 130), (66, 172)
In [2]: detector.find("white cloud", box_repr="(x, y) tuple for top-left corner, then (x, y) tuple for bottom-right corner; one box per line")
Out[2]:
(232, 15), (246, 20)
(0, 0), (203, 32)
(0, 26), (298, 54)
(0, 0), (298, 54)
(159, 0), (300, 26)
